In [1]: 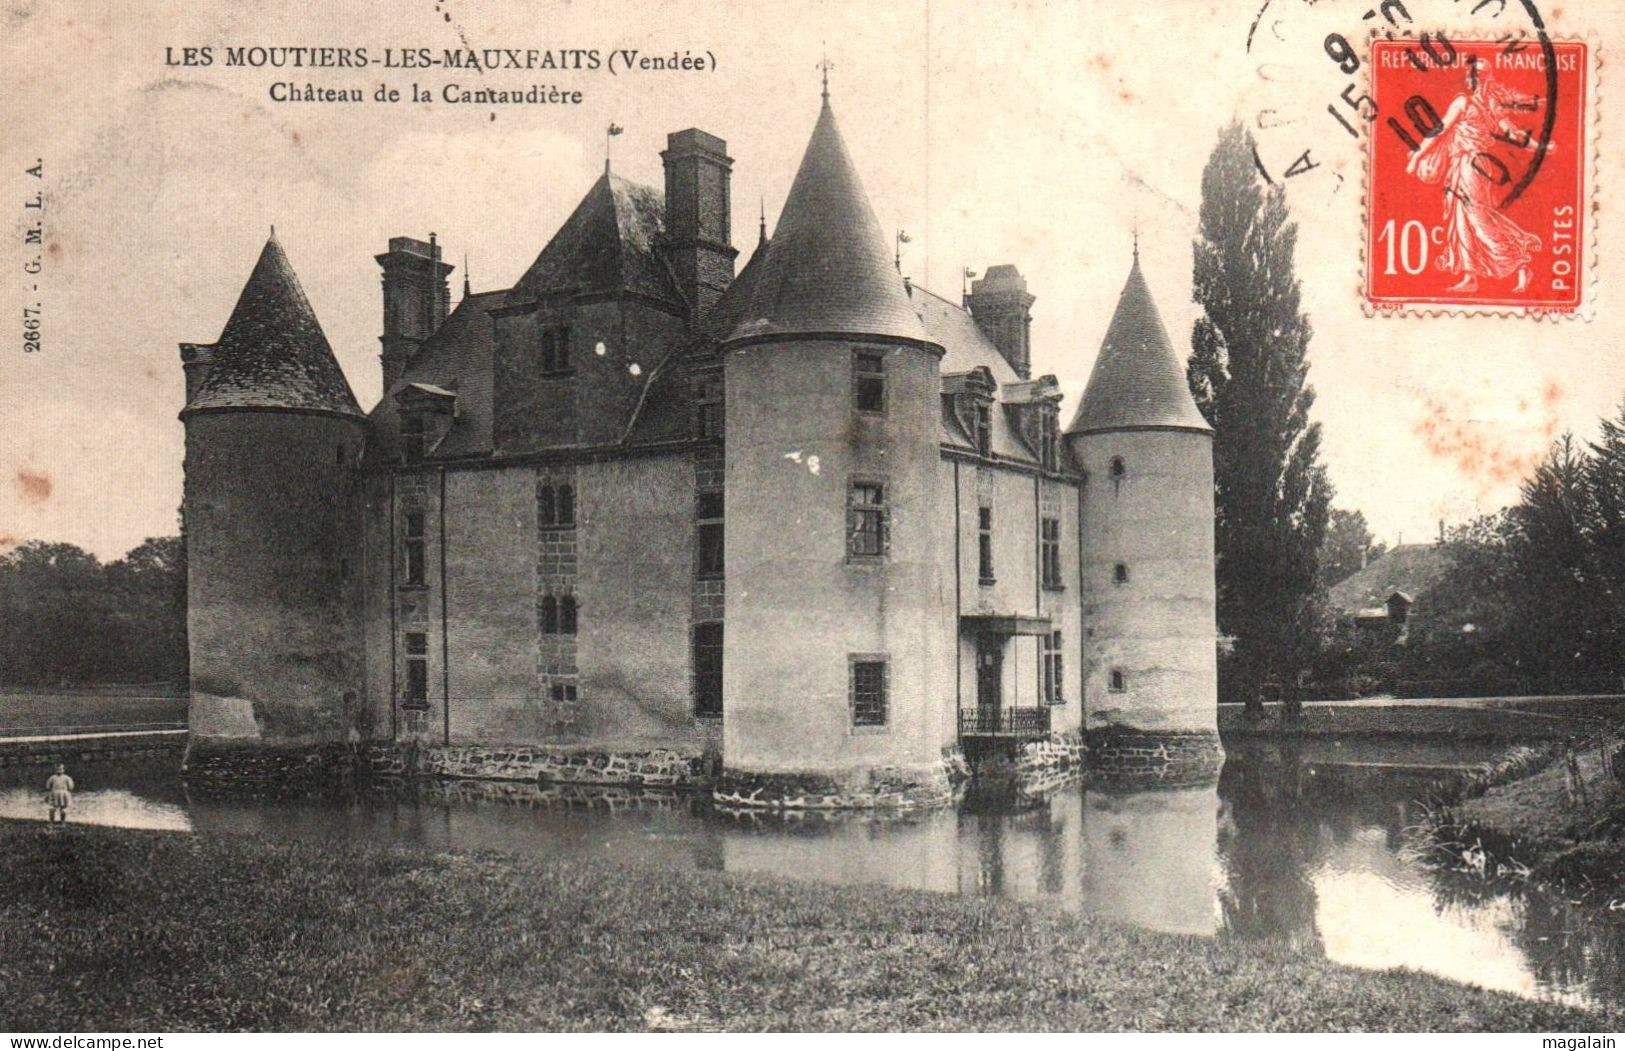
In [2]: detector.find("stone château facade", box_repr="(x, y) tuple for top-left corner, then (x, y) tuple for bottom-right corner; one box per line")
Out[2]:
(178, 86), (1220, 806)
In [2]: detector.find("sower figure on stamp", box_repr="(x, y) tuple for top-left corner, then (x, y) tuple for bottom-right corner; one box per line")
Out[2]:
(1406, 57), (1547, 294)
(45, 763), (74, 824)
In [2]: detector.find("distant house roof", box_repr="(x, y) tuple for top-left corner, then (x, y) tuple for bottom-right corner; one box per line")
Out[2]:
(1328, 544), (1452, 617)
(1065, 253), (1209, 436)
(728, 96), (931, 346)
(184, 234), (363, 418)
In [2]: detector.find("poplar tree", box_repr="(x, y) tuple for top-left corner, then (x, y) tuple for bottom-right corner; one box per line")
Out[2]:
(1188, 121), (1332, 717)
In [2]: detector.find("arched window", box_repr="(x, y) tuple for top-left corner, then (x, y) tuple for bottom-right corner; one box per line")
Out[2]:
(1109, 669), (1127, 693)
(558, 484), (575, 526)
(1114, 563), (1129, 584)
(539, 484), (556, 526)
(560, 594), (578, 635)
(541, 594), (559, 634)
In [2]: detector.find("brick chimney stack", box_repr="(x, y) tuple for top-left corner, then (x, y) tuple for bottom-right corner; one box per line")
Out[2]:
(967, 264), (1035, 379)
(376, 233), (454, 393)
(661, 129), (737, 320)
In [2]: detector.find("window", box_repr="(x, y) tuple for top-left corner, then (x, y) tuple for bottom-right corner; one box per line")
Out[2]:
(1043, 631), (1064, 706)
(1114, 562), (1129, 585)
(978, 506), (995, 584)
(973, 402), (993, 457)
(693, 621), (723, 717)
(1041, 517), (1062, 589)
(541, 594), (559, 634)
(401, 415), (426, 463)
(850, 657), (888, 728)
(541, 326), (573, 374)
(550, 681), (578, 704)
(697, 490), (724, 578)
(403, 512), (426, 586)
(1110, 456), (1126, 480)
(539, 484), (576, 527)
(854, 350), (885, 414)
(560, 594), (578, 635)
(694, 377), (723, 439)
(404, 632), (429, 709)
(847, 480), (888, 559)
(1040, 412), (1058, 472)
(1109, 668), (1126, 693)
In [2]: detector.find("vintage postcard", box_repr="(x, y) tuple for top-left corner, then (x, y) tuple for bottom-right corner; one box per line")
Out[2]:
(3, 0), (1625, 1038)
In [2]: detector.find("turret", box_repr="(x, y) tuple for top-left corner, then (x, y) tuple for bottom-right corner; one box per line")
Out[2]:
(179, 231), (367, 777)
(377, 234), (454, 392)
(717, 84), (953, 809)
(1065, 247), (1220, 778)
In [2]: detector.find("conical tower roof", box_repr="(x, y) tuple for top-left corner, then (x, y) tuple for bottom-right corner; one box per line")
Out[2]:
(728, 96), (931, 346)
(185, 233), (363, 417)
(1066, 252), (1210, 436)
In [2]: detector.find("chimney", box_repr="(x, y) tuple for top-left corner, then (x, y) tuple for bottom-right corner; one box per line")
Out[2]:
(376, 233), (454, 392)
(967, 264), (1035, 379)
(661, 128), (738, 320)
(178, 342), (215, 403)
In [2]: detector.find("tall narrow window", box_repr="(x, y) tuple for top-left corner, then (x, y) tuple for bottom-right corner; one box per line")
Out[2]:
(538, 485), (556, 526)
(542, 326), (573, 374)
(973, 402), (993, 457)
(560, 594), (578, 635)
(978, 506), (995, 584)
(403, 512), (426, 586)
(1040, 412), (1059, 472)
(853, 350), (885, 414)
(693, 621), (723, 717)
(1109, 668), (1127, 693)
(850, 657), (888, 728)
(557, 484), (575, 526)
(697, 490), (724, 578)
(847, 480), (888, 559)
(1043, 631), (1064, 706)
(401, 415), (426, 463)
(1041, 517), (1062, 589)
(694, 377), (723, 439)
(404, 632), (429, 709)
(541, 594), (559, 634)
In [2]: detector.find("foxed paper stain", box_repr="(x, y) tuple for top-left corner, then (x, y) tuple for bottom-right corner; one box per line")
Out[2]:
(13, 467), (52, 504)
(1413, 382), (1564, 492)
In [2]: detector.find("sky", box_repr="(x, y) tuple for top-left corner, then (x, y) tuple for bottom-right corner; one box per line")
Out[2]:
(3, 0), (1623, 559)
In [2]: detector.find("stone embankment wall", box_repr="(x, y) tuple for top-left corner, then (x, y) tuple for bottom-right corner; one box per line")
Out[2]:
(1085, 729), (1223, 783)
(0, 733), (186, 767)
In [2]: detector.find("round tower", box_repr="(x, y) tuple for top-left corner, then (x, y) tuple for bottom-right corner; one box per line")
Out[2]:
(1065, 248), (1220, 780)
(179, 232), (368, 779)
(716, 87), (954, 809)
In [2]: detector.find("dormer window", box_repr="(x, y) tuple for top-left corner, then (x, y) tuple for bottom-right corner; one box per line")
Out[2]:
(401, 415), (426, 463)
(973, 402), (993, 457)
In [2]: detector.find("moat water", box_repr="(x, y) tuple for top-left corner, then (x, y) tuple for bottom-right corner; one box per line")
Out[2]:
(4, 739), (1624, 1010)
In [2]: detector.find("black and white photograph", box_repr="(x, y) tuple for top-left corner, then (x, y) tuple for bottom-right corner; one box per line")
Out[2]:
(2, 0), (1624, 1036)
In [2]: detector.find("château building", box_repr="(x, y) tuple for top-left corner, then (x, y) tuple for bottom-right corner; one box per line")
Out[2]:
(178, 84), (1220, 806)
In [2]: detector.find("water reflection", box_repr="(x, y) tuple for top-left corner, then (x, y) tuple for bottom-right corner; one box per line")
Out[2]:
(4, 746), (1625, 1008)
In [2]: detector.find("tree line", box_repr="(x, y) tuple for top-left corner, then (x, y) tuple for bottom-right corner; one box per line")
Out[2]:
(0, 537), (187, 686)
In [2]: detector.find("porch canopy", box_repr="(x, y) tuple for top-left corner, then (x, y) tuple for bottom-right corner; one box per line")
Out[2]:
(959, 613), (1052, 637)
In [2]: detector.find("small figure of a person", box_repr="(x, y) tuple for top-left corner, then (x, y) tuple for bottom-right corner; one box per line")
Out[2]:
(45, 763), (74, 824)
(1564, 749), (1588, 809)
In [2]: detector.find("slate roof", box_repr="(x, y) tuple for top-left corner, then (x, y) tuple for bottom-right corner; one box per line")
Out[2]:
(511, 172), (681, 308)
(728, 98), (930, 346)
(367, 289), (507, 458)
(1328, 544), (1453, 617)
(910, 286), (1038, 464)
(1065, 254), (1209, 436)
(185, 234), (363, 417)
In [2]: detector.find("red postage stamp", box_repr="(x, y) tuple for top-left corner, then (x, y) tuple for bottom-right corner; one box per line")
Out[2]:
(1365, 36), (1593, 317)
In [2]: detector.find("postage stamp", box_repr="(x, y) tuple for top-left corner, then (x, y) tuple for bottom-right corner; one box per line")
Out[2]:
(1364, 35), (1594, 317)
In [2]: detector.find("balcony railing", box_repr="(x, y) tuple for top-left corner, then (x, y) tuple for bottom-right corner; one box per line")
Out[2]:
(958, 706), (1051, 738)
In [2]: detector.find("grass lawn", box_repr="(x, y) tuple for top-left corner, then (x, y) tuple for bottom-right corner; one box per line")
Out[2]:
(1218, 703), (1585, 741)
(0, 688), (187, 735)
(1, 822), (1620, 1032)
